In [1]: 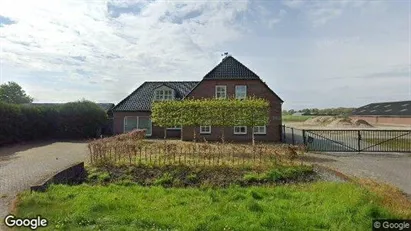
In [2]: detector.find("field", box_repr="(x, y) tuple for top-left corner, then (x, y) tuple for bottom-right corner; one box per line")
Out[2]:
(282, 115), (312, 122)
(15, 182), (403, 231)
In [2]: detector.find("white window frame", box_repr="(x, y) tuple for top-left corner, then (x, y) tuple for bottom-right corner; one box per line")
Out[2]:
(200, 126), (211, 134)
(154, 88), (174, 101)
(123, 116), (152, 136)
(234, 126), (247, 135)
(215, 85), (227, 99)
(235, 85), (247, 99)
(124, 116), (138, 133)
(253, 126), (266, 135)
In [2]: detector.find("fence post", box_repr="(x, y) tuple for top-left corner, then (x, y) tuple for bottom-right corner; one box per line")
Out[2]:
(282, 125), (286, 142)
(302, 130), (306, 145)
(291, 127), (295, 145)
(357, 130), (361, 152)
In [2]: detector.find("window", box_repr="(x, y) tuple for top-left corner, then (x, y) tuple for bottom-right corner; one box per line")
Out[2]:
(400, 108), (408, 112)
(167, 125), (182, 130)
(384, 104), (391, 108)
(154, 89), (173, 101)
(124, 116), (137, 133)
(253, 126), (266, 134)
(235, 85), (247, 99)
(215, 85), (227, 99)
(402, 103), (409, 107)
(138, 116), (152, 136)
(234, 126), (247, 135)
(200, 126), (211, 134)
(123, 116), (152, 136)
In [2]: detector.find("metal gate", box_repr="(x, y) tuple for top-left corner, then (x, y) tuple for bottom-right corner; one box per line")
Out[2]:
(282, 126), (411, 152)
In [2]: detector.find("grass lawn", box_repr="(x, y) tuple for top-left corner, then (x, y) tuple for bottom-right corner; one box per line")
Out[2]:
(282, 115), (312, 122)
(15, 182), (404, 231)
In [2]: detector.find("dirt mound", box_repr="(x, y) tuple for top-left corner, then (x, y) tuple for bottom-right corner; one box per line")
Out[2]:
(352, 119), (373, 128)
(303, 116), (374, 128)
(304, 116), (334, 125)
(326, 118), (354, 128)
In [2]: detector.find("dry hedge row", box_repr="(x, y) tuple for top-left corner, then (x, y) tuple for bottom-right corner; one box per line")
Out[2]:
(88, 131), (305, 167)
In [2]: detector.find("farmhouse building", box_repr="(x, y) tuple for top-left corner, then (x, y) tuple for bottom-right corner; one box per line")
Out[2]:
(111, 55), (283, 142)
(351, 100), (411, 126)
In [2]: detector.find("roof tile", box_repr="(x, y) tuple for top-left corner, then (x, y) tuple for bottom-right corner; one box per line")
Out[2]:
(113, 81), (199, 112)
(352, 100), (411, 116)
(203, 56), (260, 80)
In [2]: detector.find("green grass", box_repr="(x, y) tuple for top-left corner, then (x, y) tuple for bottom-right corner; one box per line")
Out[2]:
(87, 164), (315, 187)
(282, 115), (312, 122)
(364, 138), (411, 150)
(16, 182), (400, 231)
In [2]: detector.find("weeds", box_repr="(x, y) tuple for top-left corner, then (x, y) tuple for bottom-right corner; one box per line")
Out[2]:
(88, 132), (306, 168)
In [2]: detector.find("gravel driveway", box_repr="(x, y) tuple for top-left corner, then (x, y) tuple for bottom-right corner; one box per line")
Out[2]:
(304, 152), (411, 196)
(0, 141), (88, 228)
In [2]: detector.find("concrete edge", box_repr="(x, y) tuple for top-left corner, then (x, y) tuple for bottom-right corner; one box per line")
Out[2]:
(30, 162), (86, 193)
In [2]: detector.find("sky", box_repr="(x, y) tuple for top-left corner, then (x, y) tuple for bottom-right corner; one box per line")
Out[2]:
(0, 0), (410, 110)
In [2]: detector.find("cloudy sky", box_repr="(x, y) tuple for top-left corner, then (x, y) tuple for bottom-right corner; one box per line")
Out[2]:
(0, 0), (410, 110)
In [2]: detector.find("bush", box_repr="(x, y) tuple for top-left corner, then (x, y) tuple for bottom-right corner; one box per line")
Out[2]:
(0, 100), (107, 145)
(59, 101), (107, 139)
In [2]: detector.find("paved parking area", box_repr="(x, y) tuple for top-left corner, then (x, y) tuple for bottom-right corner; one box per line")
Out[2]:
(305, 152), (411, 196)
(0, 141), (88, 227)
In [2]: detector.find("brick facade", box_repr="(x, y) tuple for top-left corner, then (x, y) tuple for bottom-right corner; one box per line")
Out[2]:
(182, 79), (282, 142)
(113, 111), (181, 138)
(113, 79), (283, 142)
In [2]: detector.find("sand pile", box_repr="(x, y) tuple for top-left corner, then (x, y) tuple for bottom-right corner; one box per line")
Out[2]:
(352, 119), (373, 128)
(326, 118), (354, 128)
(304, 116), (334, 125)
(303, 116), (374, 128)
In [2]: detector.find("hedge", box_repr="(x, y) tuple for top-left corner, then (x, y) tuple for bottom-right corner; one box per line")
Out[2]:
(0, 100), (108, 145)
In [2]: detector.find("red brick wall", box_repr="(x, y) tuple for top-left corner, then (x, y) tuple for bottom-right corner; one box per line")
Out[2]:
(350, 116), (411, 126)
(183, 79), (282, 142)
(113, 111), (181, 138)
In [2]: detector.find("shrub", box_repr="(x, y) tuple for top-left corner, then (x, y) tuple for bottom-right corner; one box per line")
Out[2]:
(0, 100), (107, 145)
(59, 101), (107, 139)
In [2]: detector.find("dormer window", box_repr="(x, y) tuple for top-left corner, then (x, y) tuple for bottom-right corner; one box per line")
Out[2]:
(154, 89), (173, 101)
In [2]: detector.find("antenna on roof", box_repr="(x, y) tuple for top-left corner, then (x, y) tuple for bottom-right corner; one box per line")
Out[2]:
(221, 52), (230, 61)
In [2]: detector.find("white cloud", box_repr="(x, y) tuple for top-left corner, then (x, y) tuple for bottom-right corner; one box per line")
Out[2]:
(282, 0), (370, 26)
(0, 0), (255, 102)
(0, 0), (408, 110)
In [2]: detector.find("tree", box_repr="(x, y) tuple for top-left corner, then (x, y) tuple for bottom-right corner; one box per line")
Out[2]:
(151, 98), (270, 144)
(0, 81), (34, 104)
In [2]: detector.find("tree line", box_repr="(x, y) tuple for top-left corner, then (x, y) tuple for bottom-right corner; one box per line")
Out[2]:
(282, 107), (355, 116)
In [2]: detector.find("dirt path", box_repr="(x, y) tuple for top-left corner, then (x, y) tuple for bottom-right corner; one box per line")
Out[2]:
(304, 152), (411, 196)
(0, 141), (88, 229)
